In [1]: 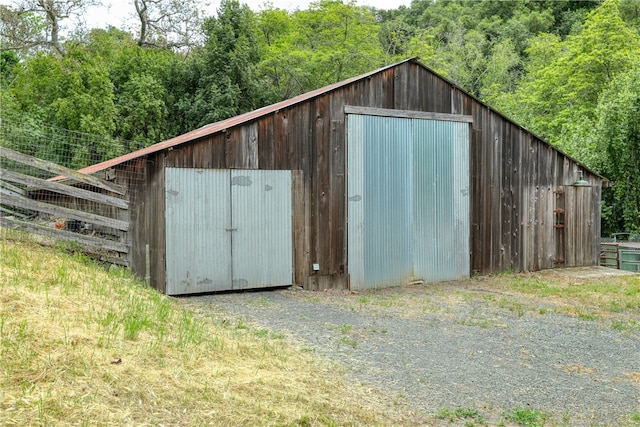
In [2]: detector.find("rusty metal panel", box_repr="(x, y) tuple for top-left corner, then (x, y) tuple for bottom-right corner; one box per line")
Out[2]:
(165, 168), (231, 295)
(230, 170), (292, 289)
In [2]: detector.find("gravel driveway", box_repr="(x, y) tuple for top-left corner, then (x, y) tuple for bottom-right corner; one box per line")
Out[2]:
(181, 270), (640, 426)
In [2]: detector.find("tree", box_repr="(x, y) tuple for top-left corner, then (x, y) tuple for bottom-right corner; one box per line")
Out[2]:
(488, 0), (640, 234)
(378, 15), (413, 60)
(254, 6), (292, 101)
(594, 67), (640, 234)
(0, 0), (100, 56)
(374, 0), (603, 99)
(500, 0), (640, 146)
(131, 0), (205, 50)
(437, 27), (488, 97)
(169, 0), (264, 131)
(85, 27), (177, 149)
(0, 49), (20, 85)
(116, 73), (169, 150)
(8, 40), (121, 166)
(256, 0), (383, 100)
(615, 0), (639, 29)
(479, 38), (522, 105)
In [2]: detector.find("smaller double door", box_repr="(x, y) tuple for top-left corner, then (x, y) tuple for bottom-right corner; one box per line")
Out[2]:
(165, 168), (292, 295)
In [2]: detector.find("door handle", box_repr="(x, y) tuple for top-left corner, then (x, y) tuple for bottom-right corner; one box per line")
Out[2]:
(226, 228), (237, 231)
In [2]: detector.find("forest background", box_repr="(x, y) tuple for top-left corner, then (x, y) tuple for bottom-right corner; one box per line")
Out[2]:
(1, 0), (639, 235)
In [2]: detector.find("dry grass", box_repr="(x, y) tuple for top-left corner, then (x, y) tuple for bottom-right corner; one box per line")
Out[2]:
(477, 268), (640, 323)
(4, 228), (637, 426)
(288, 268), (640, 330)
(0, 232), (416, 426)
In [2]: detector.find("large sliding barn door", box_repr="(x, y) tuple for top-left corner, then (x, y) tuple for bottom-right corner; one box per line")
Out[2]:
(347, 113), (470, 289)
(165, 168), (292, 295)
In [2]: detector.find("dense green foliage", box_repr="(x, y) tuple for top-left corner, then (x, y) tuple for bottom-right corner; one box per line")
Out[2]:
(1, 0), (639, 233)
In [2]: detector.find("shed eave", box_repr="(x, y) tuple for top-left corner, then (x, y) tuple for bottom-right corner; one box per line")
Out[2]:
(77, 59), (418, 175)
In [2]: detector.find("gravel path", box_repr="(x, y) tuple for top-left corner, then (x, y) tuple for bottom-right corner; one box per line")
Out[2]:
(182, 277), (640, 426)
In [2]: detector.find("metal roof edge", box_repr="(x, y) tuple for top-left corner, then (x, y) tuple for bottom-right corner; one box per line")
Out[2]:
(78, 59), (414, 175)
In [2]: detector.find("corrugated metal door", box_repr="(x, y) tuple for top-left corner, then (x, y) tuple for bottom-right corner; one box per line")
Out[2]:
(230, 170), (292, 290)
(165, 168), (292, 295)
(412, 119), (470, 282)
(166, 169), (231, 294)
(349, 115), (414, 286)
(347, 114), (470, 289)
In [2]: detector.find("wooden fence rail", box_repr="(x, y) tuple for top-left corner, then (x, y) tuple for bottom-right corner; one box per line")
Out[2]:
(0, 146), (129, 264)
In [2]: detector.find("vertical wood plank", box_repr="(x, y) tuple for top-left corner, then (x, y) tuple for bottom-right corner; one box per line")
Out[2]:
(564, 186), (576, 267)
(501, 121), (513, 271)
(228, 124), (258, 169)
(490, 114), (502, 272)
(258, 115), (274, 169)
(512, 124), (523, 270)
(393, 63), (408, 110)
(292, 170), (308, 285)
(519, 133), (531, 271)
(315, 96), (331, 275)
(275, 110), (288, 170)
(469, 126), (482, 274)
(330, 92), (346, 277)
(482, 107), (493, 272)
(151, 152), (167, 293)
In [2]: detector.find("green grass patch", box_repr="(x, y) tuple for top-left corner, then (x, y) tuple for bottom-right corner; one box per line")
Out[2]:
(245, 296), (275, 307)
(612, 319), (640, 332)
(457, 317), (497, 328)
(503, 406), (548, 426)
(496, 297), (526, 317)
(340, 336), (358, 348)
(357, 293), (401, 308)
(476, 271), (640, 329)
(504, 274), (640, 316)
(628, 411), (640, 424)
(436, 406), (486, 425)
(339, 324), (353, 334)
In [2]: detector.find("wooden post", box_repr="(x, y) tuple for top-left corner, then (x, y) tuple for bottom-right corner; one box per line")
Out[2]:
(145, 244), (151, 287)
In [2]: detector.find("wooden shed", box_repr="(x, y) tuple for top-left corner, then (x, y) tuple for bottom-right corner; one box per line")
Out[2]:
(78, 58), (604, 295)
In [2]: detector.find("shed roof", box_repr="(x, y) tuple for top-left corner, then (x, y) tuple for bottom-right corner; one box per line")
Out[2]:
(78, 58), (605, 182)
(78, 60), (406, 175)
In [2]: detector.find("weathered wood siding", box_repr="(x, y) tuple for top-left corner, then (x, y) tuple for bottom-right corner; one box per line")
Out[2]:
(121, 60), (601, 291)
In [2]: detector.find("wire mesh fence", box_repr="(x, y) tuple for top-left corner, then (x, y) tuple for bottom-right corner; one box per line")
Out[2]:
(0, 117), (147, 265)
(0, 118), (131, 172)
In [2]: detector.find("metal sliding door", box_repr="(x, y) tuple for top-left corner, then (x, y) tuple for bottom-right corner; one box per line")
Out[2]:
(412, 119), (470, 282)
(347, 114), (470, 289)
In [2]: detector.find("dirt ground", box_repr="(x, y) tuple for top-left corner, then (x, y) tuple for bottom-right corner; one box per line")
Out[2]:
(181, 267), (640, 426)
